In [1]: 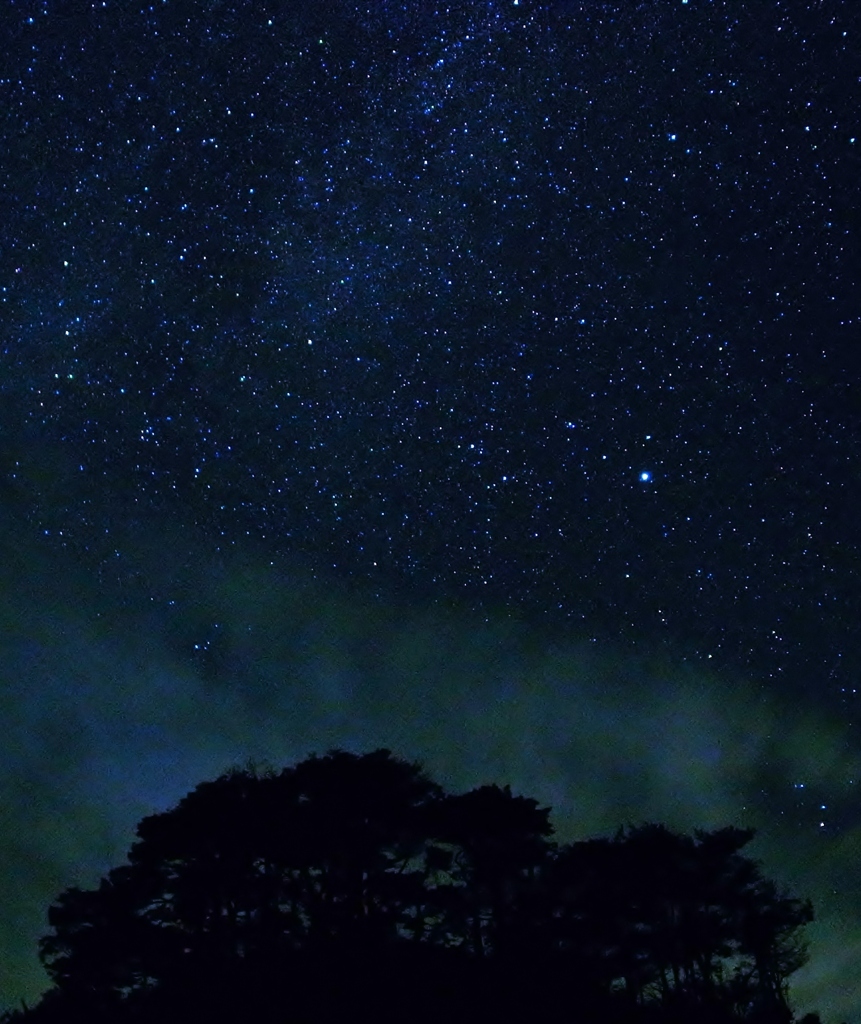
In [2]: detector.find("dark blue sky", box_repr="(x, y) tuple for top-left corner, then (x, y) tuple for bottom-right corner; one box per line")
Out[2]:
(1, 1), (859, 1018)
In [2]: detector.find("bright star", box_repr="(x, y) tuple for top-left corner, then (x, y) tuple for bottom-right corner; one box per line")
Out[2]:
(639, 471), (651, 482)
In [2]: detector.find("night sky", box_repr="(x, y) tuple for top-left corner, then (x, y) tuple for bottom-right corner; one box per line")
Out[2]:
(1, 0), (860, 1018)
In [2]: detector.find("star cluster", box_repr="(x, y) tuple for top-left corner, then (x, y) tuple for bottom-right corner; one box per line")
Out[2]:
(5, 2), (858, 689)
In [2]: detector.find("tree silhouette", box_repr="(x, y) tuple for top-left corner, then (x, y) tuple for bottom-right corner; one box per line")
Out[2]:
(121, 749), (441, 959)
(426, 783), (554, 957)
(3, 749), (818, 1024)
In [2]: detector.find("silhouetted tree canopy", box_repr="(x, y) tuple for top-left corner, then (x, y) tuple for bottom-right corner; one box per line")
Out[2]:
(4, 749), (817, 1024)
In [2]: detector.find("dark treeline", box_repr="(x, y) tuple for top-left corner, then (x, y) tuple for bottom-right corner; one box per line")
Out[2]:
(3, 749), (825, 1024)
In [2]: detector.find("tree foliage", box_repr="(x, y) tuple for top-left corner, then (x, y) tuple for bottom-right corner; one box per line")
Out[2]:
(5, 749), (815, 1024)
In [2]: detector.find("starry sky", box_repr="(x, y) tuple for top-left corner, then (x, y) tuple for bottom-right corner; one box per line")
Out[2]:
(1, 0), (859, 1018)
